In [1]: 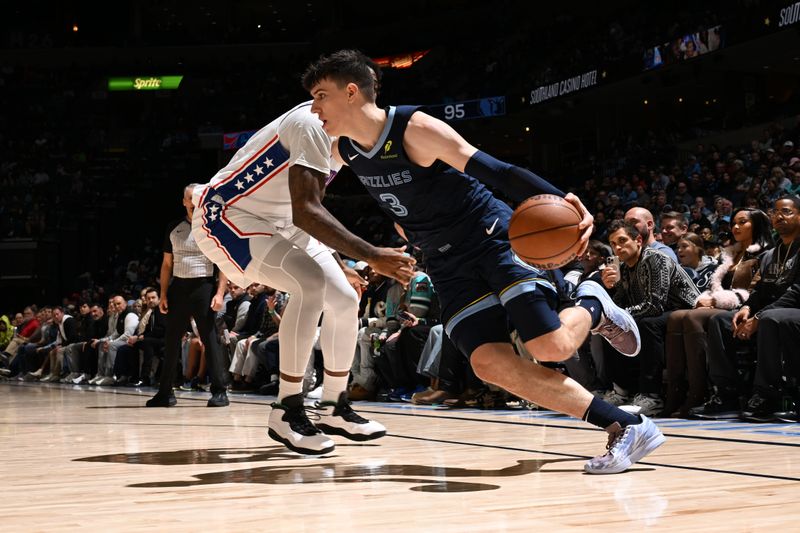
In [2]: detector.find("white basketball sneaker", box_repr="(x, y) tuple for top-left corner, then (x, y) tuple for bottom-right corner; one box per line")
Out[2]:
(584, 415), (666, 474)
(314, 392), (387, 441)
(576, 280), (641, 357)
(268, 393), (335, 455)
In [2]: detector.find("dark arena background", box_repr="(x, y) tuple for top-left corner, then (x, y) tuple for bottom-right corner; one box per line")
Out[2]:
(2, 1), (800, 530)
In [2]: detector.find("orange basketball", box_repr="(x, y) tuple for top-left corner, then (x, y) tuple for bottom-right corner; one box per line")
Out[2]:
(508, 194), (582, 270)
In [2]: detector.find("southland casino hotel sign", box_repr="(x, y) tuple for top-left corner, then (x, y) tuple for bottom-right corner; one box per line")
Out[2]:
(528, 69), (599, 106)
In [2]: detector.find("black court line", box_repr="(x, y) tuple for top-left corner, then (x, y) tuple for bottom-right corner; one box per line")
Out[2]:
(390, 434), (800, 483)
(357, 407), (800, 449)
(5, 418), (797, 484)
(5, 382), (800, 449)
(4, 414), (798, 483)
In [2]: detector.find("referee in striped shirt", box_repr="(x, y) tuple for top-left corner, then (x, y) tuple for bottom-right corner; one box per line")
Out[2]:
(146, 184), (230, 407)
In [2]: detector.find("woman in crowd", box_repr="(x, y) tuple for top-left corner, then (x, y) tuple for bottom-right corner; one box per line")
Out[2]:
(677, 233), (717, 289)
(664, 209), (773, 417)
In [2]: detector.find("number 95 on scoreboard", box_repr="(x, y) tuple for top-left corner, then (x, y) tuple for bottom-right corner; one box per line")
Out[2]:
(427, 96), (506, 121)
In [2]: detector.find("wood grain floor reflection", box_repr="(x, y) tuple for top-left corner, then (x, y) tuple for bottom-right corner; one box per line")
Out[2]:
(2, 381), (799, 532)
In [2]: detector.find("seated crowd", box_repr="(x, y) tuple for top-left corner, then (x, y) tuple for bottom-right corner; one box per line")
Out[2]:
(2, 123), (800, 425)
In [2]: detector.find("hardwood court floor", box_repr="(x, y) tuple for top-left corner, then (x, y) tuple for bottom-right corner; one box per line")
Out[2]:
(2, 382), (799, 532)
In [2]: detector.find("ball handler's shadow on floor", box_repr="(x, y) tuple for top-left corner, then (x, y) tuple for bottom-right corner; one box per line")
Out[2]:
(75, 447), (582, 492)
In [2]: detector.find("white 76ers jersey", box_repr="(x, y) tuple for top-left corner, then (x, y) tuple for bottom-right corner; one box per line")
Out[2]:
(194, 102), (339, 226)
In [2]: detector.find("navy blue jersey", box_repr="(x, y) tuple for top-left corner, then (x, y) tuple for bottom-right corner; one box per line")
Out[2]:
(338, 105), (511, 256)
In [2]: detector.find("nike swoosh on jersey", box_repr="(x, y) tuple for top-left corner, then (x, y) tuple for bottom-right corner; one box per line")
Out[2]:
(485, 218), (498, 235)
(348, 153), (358, 161)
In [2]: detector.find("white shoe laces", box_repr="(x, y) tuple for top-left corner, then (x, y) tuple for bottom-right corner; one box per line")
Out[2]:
(606, 425), (633, 453)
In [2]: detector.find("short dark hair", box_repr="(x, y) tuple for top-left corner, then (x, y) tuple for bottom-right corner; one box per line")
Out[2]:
(587, 240), (613, 259)
(775, 194), (800, 211)
(144, 286), (159, 296)
(607, 219), (641, 240)
(302, 49), (381, 102)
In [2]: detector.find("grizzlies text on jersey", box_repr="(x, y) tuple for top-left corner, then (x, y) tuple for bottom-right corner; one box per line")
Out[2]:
(338, 106), (511, 256)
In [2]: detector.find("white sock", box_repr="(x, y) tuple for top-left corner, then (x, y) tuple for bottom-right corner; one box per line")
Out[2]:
(322, 373), (349, 403)
(278, 378), (303, 402)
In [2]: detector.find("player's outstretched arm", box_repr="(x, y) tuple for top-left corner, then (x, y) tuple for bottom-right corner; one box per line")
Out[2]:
(289, 164), (415, 285)
(404, 111), (564, 200)
(404, 111), (592, 253)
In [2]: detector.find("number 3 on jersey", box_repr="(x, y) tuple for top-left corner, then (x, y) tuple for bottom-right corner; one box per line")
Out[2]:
(379, 193), (408, 217)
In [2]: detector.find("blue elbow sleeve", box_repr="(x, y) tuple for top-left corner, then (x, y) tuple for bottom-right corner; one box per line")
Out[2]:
(464, 150), (565, 202)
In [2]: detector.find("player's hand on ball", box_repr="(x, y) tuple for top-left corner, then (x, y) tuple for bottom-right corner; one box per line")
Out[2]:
(564, 193), (593, 256)
(370, 246), (416, 286)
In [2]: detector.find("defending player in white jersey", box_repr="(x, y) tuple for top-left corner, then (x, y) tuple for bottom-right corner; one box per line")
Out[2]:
(192, 102), (415, 454)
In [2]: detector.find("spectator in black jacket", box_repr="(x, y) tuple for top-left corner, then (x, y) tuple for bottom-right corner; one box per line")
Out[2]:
(219, 282), (251, 363)
(691, 195), (800, 419)
(72, 303), (108, 384)
(58, 302), (93, 383)
(231, 283), (267, 341)
(221, 282), (251, 333)
(600, 220), (699, 416)
(114, 287), (167, 386)
(733, 196), (800, 422)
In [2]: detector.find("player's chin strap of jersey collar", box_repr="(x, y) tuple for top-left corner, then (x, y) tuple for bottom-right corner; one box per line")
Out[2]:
(464, 150), (565, 203)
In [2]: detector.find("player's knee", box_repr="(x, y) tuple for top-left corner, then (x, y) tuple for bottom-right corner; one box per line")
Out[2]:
(525, 330), (573, 362)
(333, 281), (359, 308)
(324, 281), (359, 318)
(470, 345), (499, 382)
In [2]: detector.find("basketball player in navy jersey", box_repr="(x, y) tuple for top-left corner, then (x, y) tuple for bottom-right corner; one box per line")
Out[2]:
(303, 50), (665, 474)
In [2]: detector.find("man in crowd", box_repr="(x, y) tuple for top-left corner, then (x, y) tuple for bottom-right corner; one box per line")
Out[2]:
(602, 220), (699, 416)
(660, 210), (689, 253)
(624, 207), (678, 263)
(691, 195), (800, 420)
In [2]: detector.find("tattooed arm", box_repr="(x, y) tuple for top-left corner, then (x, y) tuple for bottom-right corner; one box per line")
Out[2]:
(289, 164), (414, 284)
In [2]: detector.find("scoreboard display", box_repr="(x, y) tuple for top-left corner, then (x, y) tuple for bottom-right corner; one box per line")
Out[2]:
(426, 96), (506, 121)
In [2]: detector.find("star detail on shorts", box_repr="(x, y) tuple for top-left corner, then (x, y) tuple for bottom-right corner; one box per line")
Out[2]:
(209, 213), (218, 221)
(209, 205), (220, 213)
(235, 180), (245, 190)
(244, 172), (254, 183)
(253, 165), (264, 176)
(264, 157), (274, 168)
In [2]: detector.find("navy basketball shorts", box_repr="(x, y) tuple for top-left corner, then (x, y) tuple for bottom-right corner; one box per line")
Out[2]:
(428, 236), (562, 357)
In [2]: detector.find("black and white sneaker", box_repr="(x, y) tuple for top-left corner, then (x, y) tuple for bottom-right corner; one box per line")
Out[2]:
(268, 393), (335, 455)
(315, 392), (387, 441)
